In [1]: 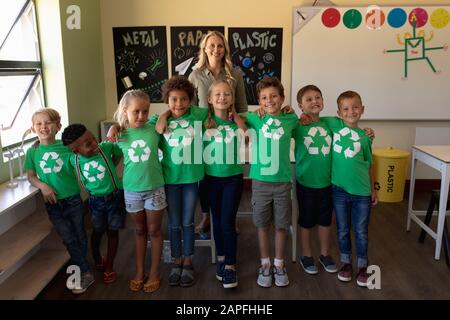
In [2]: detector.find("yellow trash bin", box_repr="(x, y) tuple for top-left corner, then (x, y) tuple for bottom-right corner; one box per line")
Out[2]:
(373, 148), (410, 203)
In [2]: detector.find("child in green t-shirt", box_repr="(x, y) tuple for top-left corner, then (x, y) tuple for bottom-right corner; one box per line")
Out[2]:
(62, 124), (125, 285)
(293, 85), (338, 275)
(111, 89), (167, 293)
(323, 91), (378, 288)
(153, 76), (209, 288)
(202, 80), (246, 289)
(243, 77), (298, 288)
(24, 108), (93, 294)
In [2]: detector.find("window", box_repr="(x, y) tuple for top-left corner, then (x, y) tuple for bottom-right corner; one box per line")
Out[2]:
(0, 0), (44, 155)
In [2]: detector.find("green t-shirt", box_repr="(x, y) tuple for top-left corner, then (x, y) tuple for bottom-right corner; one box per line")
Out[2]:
(203, 116), (243, 177)
(293, 120), (332, 188)
(24, 140), (80, 199)
(149, 106), (208, 184)
(322, 117), (373, 196)
(116, 123), (165, 192)
(69, 142), (123, 196)
(244, 111), (298, 182)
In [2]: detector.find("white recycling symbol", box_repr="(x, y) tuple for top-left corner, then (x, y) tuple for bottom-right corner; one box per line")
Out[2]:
(303, 126), (332, 156)
(333, 127), (361, 159)
(204, 125), (235, 144)
(261, 117), (284, 141)
(163, 119), (194, 147)
(82, 161), (106, 182)
(128, 139), (151, 163)
(39, 152), (63, 174)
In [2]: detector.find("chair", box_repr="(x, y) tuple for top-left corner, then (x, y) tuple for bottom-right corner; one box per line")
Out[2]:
(418, 190), (450, 268)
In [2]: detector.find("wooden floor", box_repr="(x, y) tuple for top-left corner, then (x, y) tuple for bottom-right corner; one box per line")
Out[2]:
(37, 189), (450, 300)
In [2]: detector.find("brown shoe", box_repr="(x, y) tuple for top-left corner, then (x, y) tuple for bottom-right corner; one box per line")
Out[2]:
(337, 263), (353, 282)
(356, 267), (368, 287)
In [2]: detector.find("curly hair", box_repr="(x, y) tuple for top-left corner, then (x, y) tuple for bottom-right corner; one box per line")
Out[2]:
(161, 75), (195, 103)
(61, 123), (87, 146)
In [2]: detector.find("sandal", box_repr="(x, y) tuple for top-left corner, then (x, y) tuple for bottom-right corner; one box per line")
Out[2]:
(143, 278), (161, 293)
(168, 264), (182, 286)
(103, 271), (117, 284)
(129, 274), (148, 292)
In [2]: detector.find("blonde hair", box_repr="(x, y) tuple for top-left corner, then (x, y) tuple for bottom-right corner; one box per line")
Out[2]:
(205, 80), (235, 129)
(23, 108), (61, 140)
(113, 89), (150, 129)
(195, 31), (235, 84)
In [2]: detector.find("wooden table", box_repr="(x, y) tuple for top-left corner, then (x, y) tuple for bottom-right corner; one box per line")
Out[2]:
(407, 145), (450, 260)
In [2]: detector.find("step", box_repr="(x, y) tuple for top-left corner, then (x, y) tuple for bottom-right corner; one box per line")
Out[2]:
(0, 209), (52, 274)
(0, 241), (69, 299)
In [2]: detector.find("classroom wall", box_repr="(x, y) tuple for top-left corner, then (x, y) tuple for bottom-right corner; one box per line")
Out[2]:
(59, 0), (106, 138)
(100, 0), (450, 179)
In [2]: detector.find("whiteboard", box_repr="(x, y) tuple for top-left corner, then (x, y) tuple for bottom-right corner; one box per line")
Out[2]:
(291, 6), (450, 119)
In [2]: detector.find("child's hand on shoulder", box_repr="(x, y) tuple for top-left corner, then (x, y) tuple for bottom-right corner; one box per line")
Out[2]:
(106, 124), (120, 142)
(364, 127), (375, 139)
(299, 113), (313, 125)
(281, 105), (294, 114)
(256, 106), (266, 118)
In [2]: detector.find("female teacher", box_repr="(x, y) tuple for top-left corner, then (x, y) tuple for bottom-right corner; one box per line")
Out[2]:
(189, 31), (248, 234)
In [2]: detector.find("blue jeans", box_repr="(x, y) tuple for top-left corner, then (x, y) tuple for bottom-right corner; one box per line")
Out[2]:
(46, 195), (90, 273)
(332, 185), (371, 268)
(88, 189), (126, 233)
(165, 182), (198, 258)
(206, 174), (243, 266)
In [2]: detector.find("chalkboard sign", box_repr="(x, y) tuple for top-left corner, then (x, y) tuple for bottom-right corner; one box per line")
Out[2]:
(292, 6), (450, 119)
(171, 26), (225, 77)
(113, 26), (168, 103)
(228, 27), (283, 105)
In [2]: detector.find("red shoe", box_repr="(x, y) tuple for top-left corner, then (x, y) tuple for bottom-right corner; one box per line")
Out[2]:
(103, 271), (117, 284)
(95, 256), (106, 271)
(356, 267), (368, 287)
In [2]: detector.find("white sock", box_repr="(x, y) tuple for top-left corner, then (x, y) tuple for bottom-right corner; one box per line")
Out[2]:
(261, 257), (271, 267)
(274, 258), (284, 268)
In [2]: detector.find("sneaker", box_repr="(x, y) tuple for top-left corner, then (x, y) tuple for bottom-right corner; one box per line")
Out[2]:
(300, 256), (318, 275)
(180, 265), (195, 287)
(337, 263), (353, 282)
(216, 261), (225, 281)
(319, 255), (338, 273)
(222, 268), (238, 289)
(273, 265), (290, 287)
(256, 265), (272, 288)
(356, 267), (369, 287)
(168, 264), (182, 286)
(72, 271), (95, 294)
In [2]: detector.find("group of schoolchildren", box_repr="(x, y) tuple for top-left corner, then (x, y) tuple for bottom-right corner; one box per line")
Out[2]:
(24, 75), (377, 295)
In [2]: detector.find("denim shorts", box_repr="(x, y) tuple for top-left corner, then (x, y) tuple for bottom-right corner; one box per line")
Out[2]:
(124, 187), (167, 213)
(296, 182), (333, 228)
(88, 189), (126, 232)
